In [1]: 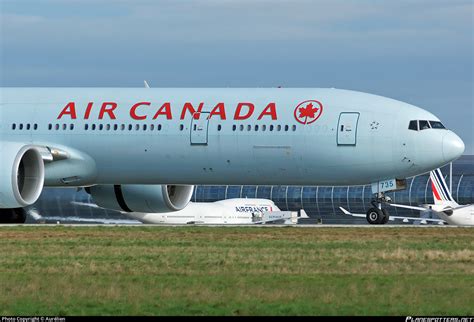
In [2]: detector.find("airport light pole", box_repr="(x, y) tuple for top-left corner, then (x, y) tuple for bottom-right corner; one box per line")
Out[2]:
(450, 162), (453, 194)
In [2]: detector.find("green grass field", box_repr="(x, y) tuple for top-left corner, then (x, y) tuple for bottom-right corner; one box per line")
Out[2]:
(0, 226), (472, 316)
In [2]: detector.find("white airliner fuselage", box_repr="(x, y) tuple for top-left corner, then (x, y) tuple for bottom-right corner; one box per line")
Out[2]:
(121, 198), (292, 224)
(71, 198), (302, 225)
(0, 88), (465, 222)
(430, 205), (473, 226)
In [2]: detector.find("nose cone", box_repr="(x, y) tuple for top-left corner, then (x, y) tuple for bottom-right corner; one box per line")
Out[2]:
(442, 131), (465, 162)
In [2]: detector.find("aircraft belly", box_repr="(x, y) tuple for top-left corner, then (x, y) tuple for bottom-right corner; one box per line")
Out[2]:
(62, 133), (386, 185)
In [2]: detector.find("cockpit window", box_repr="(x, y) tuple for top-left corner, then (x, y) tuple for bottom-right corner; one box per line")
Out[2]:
(429, 121), (446, 129)
(418, 120), (430, 130)
(408, 120), (418, 131)
(409, 120), (446, 131)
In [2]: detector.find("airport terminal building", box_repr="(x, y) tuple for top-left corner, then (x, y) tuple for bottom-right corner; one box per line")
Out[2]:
(35, 155), (473, 224)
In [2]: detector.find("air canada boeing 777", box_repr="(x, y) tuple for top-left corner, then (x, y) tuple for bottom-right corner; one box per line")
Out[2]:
(0, 88), (465, 223)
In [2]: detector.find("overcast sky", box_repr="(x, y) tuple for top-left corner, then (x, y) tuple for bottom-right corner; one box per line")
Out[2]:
(1, 0), (472, 154)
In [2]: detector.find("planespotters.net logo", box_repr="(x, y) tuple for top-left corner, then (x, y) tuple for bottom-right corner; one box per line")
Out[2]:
(406, 317), (473, 322)
(293, 100), (323, 125)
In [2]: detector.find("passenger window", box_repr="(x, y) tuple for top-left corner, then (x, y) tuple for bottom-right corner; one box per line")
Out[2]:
(262, 125), (266, 131)
(247, 125), (251, 131)
(419, 120), (430, 130)
(277, 125), (281, 131)
(158, 124), (162, 131)
(55, 124), (60, 130)
(270, 125), (274, 131)
(12, 124), (16, 130)
(292, 125), (296, 131)
(150, 124), (154, 131)
(26, 124), (31, 130)
(232, 125), (236, 131)
(284, 125), (289, 131)
(70, 124), (74, 130)
(408, 120), (418, 131)
(239, 125), (244, 131)
(429, 121), (446, 129)
(255, 125), (259, 131)
(217, 125), (222, 131)
(19, 124), (23, 130)
(92, 124), (96, 130)
(34, 124), (38, 130)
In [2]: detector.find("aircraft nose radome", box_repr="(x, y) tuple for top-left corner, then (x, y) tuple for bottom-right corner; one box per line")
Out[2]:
(442, 131), (465, 162)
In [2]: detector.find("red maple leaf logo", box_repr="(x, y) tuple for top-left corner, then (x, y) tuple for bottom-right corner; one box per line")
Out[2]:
(299, 103), (318, 119)
(294, 100), (323, 125)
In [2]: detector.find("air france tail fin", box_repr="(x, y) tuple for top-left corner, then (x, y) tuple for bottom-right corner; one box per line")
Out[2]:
(429, 168), (458, 207)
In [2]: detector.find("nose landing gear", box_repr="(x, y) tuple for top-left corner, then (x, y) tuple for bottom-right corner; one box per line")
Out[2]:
(366, 207), (390, 224)
(366, 194), (391, 225)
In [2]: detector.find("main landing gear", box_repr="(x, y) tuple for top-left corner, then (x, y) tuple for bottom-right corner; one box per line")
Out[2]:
(0, 208), (27, 224)
(366, 193), (391, 225)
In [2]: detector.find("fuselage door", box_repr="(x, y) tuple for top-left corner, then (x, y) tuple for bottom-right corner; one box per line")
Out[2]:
(337, 112), (360, 146)
(190, 111), (210, 145)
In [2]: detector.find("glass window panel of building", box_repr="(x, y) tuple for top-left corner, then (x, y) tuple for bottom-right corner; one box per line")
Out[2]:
(226, 186), (242, 199)
(241, 186), (257, 198)
(301, 186), (319, 216)
(316, 187), (334, 216)
(409, 175), (430, 207)
(256, 186), (272, 199)
(347, 185), (366, 214)
(287, 186), (303, 210)
(332, 187), (349, 212)
(194, 186), (219, 202)
(271, 186), (288, 211)
(457, 175), (474, 205)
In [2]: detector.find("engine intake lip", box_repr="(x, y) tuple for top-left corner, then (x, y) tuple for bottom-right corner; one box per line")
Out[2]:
(12, 146), (45, 206)
(162, 185), (194, 211)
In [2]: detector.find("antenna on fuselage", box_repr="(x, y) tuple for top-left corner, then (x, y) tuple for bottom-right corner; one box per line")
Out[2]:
(144, 80), (150, 88)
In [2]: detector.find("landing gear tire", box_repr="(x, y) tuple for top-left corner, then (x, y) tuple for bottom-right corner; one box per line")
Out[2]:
(382, 209), (390, 224)
(0, 208), (27, 224)
(366, 207), (384, 225)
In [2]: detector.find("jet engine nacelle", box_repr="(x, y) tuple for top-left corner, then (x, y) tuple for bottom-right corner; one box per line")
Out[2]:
(89, 184), (194, 213)
(0, 143), (45, 208)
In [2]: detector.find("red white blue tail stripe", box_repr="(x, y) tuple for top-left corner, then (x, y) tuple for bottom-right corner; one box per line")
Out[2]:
(429, 168), (453, 202)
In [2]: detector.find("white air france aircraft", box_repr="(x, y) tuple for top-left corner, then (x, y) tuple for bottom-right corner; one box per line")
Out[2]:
(340, 168), (473, 226)
(0, 88), (465, 223)
(72, 198), (308, 225)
